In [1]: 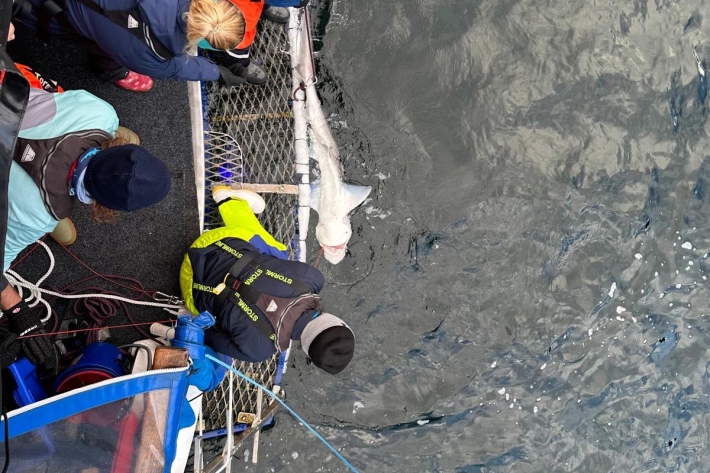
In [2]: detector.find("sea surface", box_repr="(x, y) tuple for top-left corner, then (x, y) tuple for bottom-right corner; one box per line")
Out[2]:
(251, 0), (710, 472)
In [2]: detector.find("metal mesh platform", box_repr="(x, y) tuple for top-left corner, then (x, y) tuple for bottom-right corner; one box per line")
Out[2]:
(201, 21), (297, 241)
(201, 357), (281, 434)
(197, 19), (297, 443)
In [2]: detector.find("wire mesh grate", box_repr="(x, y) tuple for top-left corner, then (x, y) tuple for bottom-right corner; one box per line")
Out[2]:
(199, 18), (297, 436)
(201, 357), (280, 433)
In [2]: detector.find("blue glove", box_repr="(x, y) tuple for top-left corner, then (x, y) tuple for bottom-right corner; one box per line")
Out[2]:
(188, 347), (228, 392)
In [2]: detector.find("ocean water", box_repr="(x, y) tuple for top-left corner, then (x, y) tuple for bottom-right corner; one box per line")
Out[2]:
(250, 0), (710, 472)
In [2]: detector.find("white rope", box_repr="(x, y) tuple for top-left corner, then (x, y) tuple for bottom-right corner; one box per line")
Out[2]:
(3, 241), (183, 323)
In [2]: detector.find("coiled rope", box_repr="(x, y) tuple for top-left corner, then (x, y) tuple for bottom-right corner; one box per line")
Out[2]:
(3, 240), (183, 339)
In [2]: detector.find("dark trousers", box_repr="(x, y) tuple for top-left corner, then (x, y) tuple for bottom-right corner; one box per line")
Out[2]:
(18, 8), (129, 82)
(212, 47), (251, 76)
(58, 30), (129, 82)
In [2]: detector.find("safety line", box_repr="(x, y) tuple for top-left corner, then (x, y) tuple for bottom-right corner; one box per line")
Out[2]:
(205, 354), (360, 473)
(16, 319), (175, 339)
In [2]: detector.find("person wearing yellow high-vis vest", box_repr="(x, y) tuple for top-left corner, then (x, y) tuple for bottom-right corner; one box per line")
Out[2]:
(180, 188), (355, 374)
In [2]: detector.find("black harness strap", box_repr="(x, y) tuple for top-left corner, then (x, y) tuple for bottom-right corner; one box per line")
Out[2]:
(218, 239), (313, 294)
(193, 239), (316, 343)
(226, 250), (258, 280)
(227, 292), (276, 342)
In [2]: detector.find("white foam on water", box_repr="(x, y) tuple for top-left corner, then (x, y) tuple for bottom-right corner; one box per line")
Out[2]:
(364, 207), (391, 219)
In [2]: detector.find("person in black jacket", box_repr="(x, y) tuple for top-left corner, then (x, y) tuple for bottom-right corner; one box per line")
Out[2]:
(180, 187), (355, 374)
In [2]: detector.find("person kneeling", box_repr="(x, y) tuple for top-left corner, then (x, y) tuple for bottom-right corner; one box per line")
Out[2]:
(180, 188), (354, 374)
(0, 137), (171, 369)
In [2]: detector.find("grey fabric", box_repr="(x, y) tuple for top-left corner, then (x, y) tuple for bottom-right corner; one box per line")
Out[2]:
(20, 88), (57, 131)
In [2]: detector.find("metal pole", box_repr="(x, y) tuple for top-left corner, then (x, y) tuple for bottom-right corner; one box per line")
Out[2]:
(224, 368), (234, 473)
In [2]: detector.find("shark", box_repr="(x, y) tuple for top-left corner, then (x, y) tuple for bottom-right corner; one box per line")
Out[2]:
(304, 83), (372, 264)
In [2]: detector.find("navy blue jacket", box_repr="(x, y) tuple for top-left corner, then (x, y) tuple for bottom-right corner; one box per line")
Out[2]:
(65, 0), (220, 81)
(189, 237), (325, 362)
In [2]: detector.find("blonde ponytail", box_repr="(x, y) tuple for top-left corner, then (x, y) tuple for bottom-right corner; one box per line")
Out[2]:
(185, 0), (245, 50)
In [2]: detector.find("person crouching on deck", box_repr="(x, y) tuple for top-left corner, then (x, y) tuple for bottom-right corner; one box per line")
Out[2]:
(180, 188), (355, 374)
(17, 0), (299, 92)
(0, 135), (171, 370)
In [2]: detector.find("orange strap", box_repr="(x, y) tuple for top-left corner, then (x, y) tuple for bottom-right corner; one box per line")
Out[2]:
(226, 0), (264, 49)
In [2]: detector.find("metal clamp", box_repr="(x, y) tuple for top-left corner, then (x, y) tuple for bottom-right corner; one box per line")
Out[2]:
(153, 291), (184, 305)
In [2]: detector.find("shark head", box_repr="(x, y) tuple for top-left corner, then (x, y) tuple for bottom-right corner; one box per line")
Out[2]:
(316, 217), (352, 264)
(310, 181), (371, 264)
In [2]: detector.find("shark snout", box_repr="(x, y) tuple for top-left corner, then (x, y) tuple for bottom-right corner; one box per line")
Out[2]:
(322, 243), (347, 264)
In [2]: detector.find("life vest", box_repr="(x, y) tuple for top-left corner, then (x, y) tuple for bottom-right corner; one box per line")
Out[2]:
(15, 63), (64, 93)
(192, 239), (320, 351)
(12, 130), (109, 220)
(226, 0), (264, 50)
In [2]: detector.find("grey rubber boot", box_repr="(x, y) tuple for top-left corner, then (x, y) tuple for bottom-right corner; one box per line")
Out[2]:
(240, 61), (268, 85)
(261, 6), (290, 24)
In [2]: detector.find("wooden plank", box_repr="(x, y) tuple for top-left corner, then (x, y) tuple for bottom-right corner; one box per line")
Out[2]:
(218, 183), (299, 194)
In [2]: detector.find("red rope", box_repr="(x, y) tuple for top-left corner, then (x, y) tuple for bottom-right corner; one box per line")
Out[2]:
(17, 319), (174, 339)
(8, 239), (176, 341)
(56, 243), (155, 298)
(313, 247), (324, 269)
(9, 236), (47, 270)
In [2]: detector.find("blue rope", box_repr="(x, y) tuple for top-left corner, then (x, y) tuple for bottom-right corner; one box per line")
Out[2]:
(205, 354), (360, 473)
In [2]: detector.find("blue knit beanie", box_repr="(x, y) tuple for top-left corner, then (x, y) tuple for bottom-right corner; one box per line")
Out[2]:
(84, 144), (171, 211)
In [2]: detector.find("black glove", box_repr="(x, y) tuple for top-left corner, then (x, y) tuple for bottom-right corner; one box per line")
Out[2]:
(7, 300), (55, 366)
(0, 328), (20, 369)
(218, 65), (247, 87)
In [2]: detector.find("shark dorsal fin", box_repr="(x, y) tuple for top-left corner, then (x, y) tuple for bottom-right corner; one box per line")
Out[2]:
(342, 183), (372, 213)
(309, 182), (371, 215)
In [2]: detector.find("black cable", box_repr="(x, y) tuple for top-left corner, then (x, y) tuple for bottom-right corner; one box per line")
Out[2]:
(118, 344), (152, 372)
(188, 393), (204, 404)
